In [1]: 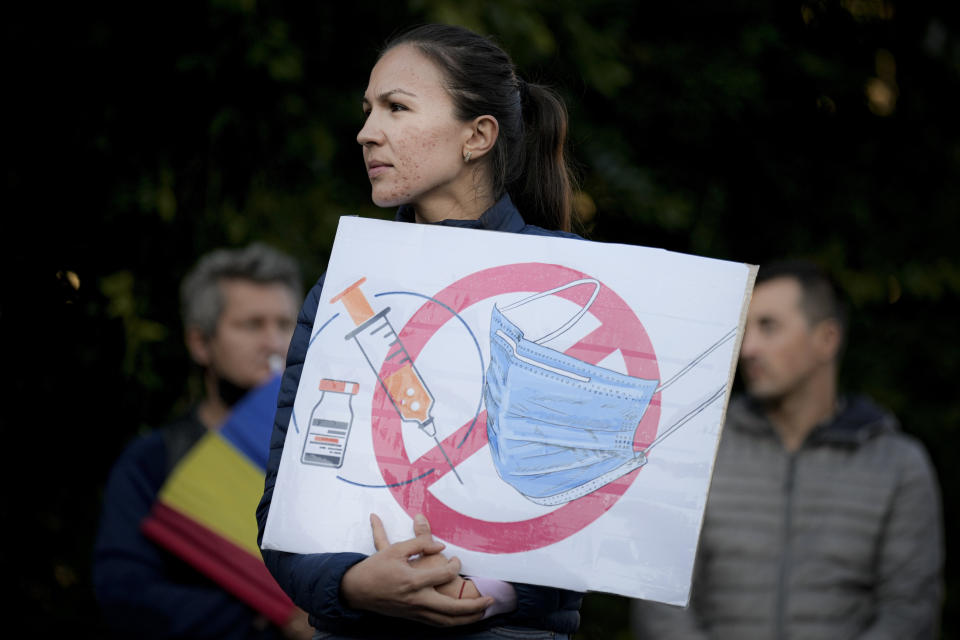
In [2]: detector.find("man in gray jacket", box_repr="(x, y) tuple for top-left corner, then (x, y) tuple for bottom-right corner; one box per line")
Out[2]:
(632, 260), (943, 640)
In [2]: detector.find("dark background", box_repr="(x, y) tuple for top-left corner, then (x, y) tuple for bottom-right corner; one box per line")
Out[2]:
(4, 1), (958, 638)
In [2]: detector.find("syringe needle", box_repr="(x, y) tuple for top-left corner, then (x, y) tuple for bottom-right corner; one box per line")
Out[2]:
(433, 435), (464, 484)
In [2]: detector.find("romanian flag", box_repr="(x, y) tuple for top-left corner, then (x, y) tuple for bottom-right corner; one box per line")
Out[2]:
(141, 375), (296, 626)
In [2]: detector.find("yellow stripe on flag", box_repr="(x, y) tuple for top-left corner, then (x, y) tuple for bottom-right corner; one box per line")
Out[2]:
(158, 432), (265, 557)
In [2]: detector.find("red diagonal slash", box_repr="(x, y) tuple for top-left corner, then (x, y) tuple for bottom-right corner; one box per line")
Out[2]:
(396, 413), (489, 486)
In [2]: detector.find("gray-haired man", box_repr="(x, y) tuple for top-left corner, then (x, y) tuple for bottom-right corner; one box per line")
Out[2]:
(93, 244), (312, 639)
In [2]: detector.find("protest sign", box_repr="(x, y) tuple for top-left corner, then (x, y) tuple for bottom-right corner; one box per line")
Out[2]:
(262, 217), (756, 605)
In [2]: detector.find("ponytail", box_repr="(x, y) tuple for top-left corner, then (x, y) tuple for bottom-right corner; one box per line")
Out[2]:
(510, 81), (575, 233)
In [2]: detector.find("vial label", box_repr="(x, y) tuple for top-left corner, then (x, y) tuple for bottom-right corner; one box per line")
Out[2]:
(302, 418), (351, 467)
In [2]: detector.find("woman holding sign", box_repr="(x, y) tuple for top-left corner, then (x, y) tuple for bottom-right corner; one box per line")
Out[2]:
(257, 23), (582, 639)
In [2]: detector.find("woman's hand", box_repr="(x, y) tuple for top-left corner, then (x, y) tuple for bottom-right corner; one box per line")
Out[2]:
(339, 513), (492, 626)
(406, 515), (481, 601)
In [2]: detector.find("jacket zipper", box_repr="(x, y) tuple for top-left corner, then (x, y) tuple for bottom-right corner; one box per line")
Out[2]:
(776, 452), (797, 640)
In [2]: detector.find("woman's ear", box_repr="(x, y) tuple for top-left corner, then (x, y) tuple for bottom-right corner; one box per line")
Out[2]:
(462, 115), (499, 161)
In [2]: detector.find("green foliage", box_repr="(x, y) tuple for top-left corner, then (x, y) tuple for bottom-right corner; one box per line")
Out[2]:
(100, 270), (168, 383)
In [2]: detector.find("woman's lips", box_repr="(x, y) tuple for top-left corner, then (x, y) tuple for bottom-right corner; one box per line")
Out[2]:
(367, 161), (391, 179)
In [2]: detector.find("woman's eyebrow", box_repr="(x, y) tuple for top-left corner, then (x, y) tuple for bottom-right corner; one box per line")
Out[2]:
(373, 88), (418, 102)
(362, 88), (418, 108)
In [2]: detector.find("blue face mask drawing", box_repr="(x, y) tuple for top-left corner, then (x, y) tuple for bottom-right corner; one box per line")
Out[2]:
(484, 280), (657, 506)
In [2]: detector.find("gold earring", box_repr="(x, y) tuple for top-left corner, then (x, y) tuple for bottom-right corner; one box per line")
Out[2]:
(463, 150), (472, 163)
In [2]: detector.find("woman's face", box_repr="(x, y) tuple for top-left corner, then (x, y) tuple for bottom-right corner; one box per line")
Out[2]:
(357, 44), (476, 220)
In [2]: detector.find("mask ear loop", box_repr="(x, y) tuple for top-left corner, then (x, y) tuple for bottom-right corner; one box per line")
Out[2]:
(640, 327), (738, 455)
(499, 278), (601, 345)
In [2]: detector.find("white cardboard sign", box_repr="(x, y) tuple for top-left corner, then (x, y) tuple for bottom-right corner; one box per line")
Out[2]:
(262, 216), (756, 605)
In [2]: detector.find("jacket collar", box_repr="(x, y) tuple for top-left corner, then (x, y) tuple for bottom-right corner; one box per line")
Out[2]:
(728, 393), (898, 448)
(394, 193), (527, 233)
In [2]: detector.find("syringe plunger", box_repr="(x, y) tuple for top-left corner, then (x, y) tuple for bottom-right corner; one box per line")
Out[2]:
(331, 277), (375, 326)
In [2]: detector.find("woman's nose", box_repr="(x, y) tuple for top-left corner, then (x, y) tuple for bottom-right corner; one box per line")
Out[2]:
(357, 114), (381, 146)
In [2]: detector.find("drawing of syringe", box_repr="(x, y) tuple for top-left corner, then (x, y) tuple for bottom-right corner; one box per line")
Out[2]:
(331, 278), (464, 484)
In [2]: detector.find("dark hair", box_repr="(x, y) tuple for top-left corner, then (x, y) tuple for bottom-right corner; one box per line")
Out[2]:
(756, 260), (848, 340)
(180, 243), (302, 336)
(383, 24), (575, 232)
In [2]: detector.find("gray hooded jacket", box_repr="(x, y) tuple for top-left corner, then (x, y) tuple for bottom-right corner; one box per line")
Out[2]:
(632, 394), (943, 640)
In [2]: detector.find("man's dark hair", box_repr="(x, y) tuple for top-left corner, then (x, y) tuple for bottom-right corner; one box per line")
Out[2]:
(180, 243), (302, 337)
(756, 260), (849, 340)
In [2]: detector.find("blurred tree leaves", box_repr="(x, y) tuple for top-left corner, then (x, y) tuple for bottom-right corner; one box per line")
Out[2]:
(100, 270), (167, 381)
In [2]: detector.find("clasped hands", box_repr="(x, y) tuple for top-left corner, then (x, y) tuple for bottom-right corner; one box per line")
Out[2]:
(340, 513), (492, 626)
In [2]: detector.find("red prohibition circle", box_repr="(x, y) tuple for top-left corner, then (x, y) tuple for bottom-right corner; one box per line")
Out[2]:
(371, 263), (660, 553)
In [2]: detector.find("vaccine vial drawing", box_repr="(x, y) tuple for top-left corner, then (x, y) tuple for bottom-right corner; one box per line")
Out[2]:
(301, 378), (360, 468)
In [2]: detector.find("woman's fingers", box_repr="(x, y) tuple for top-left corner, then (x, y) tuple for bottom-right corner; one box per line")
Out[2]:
(372, 513), (445, 556)
(392, 534), (448, 564)
(402, 552), (462, 591)
(352, 511), (489, 626)
(341, 523), (492, 627)
(412, 513), (431, 537)
(411, 513), (447, 558)
(411, 590), (494, 626)
(370, 513), (391, 552)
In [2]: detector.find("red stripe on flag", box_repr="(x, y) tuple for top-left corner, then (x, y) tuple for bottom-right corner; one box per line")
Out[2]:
(141, 502), (295, 627)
